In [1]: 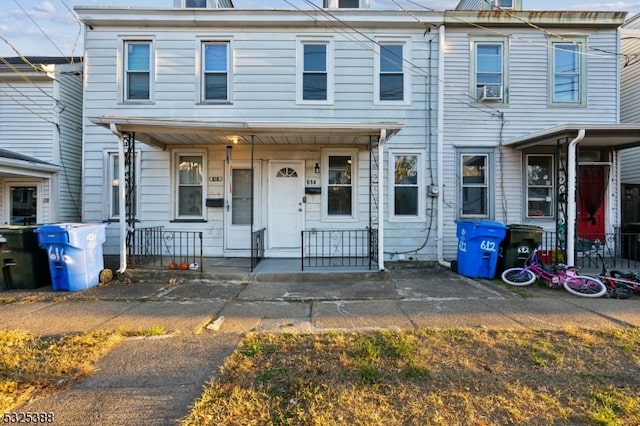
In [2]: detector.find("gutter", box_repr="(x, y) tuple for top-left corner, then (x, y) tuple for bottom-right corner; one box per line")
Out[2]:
(109, 123), (128, 274)
(566, 129), (586, 267)
(437, 24), (450, 269)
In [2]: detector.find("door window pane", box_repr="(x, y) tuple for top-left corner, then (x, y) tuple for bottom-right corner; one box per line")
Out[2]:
(232, 169), (252, 225)
(462, 154), (488, 216)
(10, 187), (36, 225)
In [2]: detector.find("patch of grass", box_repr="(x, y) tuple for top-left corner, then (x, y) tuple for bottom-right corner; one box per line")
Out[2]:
(116, 325), (168, 337)
(183, 328), (640, 426)
(0, 330), (123, 411)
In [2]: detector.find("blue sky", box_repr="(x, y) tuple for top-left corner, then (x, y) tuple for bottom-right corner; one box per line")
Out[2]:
(1, 0), (640, 57)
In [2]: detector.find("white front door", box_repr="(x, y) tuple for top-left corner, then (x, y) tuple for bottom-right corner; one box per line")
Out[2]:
(224, 162), (261, 252)
(268, 161), (304, 253)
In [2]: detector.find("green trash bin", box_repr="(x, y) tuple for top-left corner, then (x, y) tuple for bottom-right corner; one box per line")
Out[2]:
(498, 224), (544, 271)
(0, 226), (51, 290)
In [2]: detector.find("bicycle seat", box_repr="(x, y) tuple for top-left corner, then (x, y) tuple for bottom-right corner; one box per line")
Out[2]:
(610, 270), (636, 279)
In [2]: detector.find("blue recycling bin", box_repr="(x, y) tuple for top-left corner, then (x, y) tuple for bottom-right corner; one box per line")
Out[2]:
(455, 220), (507, 279)
(36, 223), (107, 291)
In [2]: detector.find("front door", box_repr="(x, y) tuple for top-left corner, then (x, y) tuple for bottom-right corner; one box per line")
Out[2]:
(268, 161), (304, 253)
(224, 162), (261, 252)
(577, 165), (608, 241)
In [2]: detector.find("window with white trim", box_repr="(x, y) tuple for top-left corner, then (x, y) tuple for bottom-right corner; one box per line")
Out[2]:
(458, 151), (493, 218)
(108, 152), (139, 220)
(175, 153), (206, 219)
(324, 151), (356, 218)
(298, 39), (333, 103)
(375, 39), (410, 104)
(473, 40), (505, 102)
(526, 154), (554, 218)
(390, 151), (423, 219)
(551, 38), (585, 104)
(124, 41), (152, 101)
(201, 41), (230, 102)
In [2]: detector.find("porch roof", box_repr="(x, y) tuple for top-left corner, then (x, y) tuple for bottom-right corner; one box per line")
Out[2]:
(90, 116), (404, 148)
(504, 123), (640, 150)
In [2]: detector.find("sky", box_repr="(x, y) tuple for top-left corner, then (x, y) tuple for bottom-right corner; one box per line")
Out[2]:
(1, 0), (640, 57)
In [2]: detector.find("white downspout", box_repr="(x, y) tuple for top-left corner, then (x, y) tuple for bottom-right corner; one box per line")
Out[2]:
(109, 123), (128, 274)
(378, 129), (386, 271)
(436, 24), (450, 269)
(566, 129), (585, 267)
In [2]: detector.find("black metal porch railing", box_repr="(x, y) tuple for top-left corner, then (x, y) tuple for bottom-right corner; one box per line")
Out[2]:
(301, 228), (378, 271)
(540, 229), (640, 272)
(128, 226), (203, 271)
(251, 228), (265, 271)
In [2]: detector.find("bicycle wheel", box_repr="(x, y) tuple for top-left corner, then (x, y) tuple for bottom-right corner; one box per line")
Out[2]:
(563, 275), (607, 298)
(611, 284), (634, 300)
(501, 268), (536, 286)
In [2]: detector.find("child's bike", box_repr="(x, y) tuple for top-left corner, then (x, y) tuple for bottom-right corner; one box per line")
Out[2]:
(501, 247), (607, 298)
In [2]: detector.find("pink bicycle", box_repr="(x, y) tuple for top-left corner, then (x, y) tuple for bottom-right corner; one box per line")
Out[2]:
(501, 246), (607, 298)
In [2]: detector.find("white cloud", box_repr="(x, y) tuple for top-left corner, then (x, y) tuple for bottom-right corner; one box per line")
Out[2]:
(34, 1), (56, 14)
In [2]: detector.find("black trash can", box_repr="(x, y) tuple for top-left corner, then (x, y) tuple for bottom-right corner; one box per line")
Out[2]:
(498, 224), (543, 271)
(0, 226), (51, 290)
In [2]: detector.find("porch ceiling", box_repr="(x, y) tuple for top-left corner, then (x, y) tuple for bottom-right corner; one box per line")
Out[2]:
(90, 116), (404, 148)
(505, 124), (640, 150)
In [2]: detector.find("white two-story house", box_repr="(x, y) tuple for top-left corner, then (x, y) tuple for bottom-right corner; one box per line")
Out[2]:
(441, 0), (640, 270)
(0, 57), (83, 226)
(77, 0), (443, 272)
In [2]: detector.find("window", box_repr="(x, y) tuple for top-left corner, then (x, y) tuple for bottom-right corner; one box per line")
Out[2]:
(459, 152), (492, 218)
(551, 40), (585, 104)
(298, 39), (333, 103)
(10, 186), (37, 225)
(474, 41), (504, 101)
(526, 154), (554, 218)
(186, 0), (207, 6)
(493, 0), (513, 8)
(390, 152), (423, 219)
(124, 41), (151, 101)
(108, 152), (138, 220)
(303, 43), (327, 100)
(175, 154), (205, 218)
(339, 0), (359, 7)
(380, 44), (404, 101)
(325, 153), (356, 218)
(202, 42), (229, 102)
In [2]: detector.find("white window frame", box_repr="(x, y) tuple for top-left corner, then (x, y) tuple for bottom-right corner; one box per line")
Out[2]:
(106, 151), (140, 221)
(198, 40), (232, 104)
(457, 150), (494, 219)
(471, 36), (508, 104)
(325, 0), (371, 8)
(322, 148), (358, 222)
(492, 0), (514, 8)
(297, 37), (334, 105)
(525, 153), (555, 219)
(172, 151), (207, 220)
(120, 38), (154, 104)
(4, 180), (43, 225)
(389, 150), (424, 221)
(374, 38), (411, 106)
(549, 36), (586, 106)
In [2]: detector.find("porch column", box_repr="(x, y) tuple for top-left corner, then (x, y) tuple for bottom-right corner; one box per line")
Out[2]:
(567, 129), (585, 266)
(378, 129), (386, 271)
(110, 123), (128, 274)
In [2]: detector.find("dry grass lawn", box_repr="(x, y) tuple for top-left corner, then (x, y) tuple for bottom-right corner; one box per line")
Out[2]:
(183, 327), (640, 426)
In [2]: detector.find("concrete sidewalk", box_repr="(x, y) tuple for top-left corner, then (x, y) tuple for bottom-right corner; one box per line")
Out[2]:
(2, 264), (639, 425)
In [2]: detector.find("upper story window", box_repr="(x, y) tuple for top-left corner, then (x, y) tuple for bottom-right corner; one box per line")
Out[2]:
(324, 0), (370, 7)
(202, 42), (230, 102)
(176, 0), (231, 7)
(474, 40), (505, 102)
(550, 38), (586, 105)
(298, 39), (333, 104)
(124, 41), (152, 102)
(375, 39), (410, 105)
(186, 0), (206, 6)
(380, 44), (404, 101)
(492, 0), (513, 8)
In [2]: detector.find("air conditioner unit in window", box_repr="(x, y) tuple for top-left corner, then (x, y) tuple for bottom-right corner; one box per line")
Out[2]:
(479, 84), (503, 101)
